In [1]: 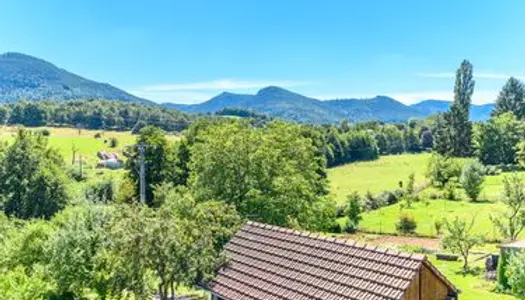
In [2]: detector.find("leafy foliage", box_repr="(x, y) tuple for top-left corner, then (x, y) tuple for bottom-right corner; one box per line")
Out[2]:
(493, 77), (525, 119)
(0, 129), (69, 219)
(441, 217), (484, 271)
(396, 213), (417, 235)
(474, 112), (523, 165)
(506, 250), (525, 297)
(433, 60), (475, 157)
(491, 173), (525, 241)
(189, 120), (333, 230)
(5, 99), (190, 132)
(460, 160), (485, 201)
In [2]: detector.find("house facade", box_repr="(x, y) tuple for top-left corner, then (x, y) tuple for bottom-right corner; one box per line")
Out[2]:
(206, 221), (458, 300)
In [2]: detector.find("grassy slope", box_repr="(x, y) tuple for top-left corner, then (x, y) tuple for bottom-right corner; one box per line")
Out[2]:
(328, 153), (430, 203)
(328, 153), (519, 299)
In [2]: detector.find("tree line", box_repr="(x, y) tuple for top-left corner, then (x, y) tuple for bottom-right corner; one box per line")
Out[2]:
(0, 99), (191, 132)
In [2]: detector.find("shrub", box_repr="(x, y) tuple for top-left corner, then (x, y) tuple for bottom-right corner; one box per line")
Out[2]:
(460, 160), (485, 201)
(84, 178), (117, 203)
(426, 154), (462, 188)
(396, 213), (417, 235)
(328, 222), (342, 234)
(380, 190), (403, 205)
(434, 218), (444, 235)
(94, 132), (102, 138)
(335, 205), (346, 218)
(444, 179), (457, 200)
(506, 250), (525, 297)
(345, 192), (362, 233)
(40, 129), (51, 136)
(428, 192), (440, 200)
(109, 137), (119, 148)
(68, 166), (88, 182)
(361, 191), (385, 211)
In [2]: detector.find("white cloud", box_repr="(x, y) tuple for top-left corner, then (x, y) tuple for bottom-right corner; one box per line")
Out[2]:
(418, 72), (525, 80)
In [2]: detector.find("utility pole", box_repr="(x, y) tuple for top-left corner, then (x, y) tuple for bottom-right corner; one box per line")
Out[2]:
(138, 143), (146, 204)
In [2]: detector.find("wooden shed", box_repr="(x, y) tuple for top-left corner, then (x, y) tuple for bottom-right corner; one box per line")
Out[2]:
(206, 221), (458, 300)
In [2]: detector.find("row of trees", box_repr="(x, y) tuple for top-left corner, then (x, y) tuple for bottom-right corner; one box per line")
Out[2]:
(125, 120), (338, 231)
(0, 100), (191, 132)
(0, 189), (241, 299)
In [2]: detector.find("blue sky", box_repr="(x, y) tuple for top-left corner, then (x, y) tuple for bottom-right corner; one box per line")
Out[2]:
(1, 0), (525, 104)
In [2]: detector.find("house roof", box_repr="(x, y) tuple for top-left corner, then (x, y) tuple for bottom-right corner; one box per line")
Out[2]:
(206, 221), (456, 300)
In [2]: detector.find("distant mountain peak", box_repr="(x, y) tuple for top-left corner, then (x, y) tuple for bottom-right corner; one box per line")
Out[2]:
(0, 52), (152, 104)
(256, 86), (292, 96)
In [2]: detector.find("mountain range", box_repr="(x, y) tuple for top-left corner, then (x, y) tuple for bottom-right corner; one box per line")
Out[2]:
(0, 52), (494, 123)
(0, 52), (151, 104)
(166, 87), (494, 123)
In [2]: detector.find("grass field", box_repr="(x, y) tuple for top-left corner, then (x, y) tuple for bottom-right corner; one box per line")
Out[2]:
(0, 126), (180, 165)
(429, 256), (516, 300)
(328, 153), (431, 203)
(328, 154), (520, 299)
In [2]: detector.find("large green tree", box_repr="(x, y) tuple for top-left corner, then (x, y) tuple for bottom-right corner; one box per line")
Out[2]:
(474, 112), (523, 165)
(494, 77), (525, 119)
(434, 60), (475, 157)
(0, 130), (69, 219)
(125, 126), (181, 206)
(189, 120), (334, 229)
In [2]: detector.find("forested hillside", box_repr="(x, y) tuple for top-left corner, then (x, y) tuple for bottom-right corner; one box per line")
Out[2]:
(0, 52), (152, 104)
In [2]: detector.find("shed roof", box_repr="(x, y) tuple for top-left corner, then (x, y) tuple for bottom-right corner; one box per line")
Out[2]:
(206, 221), (456, 300)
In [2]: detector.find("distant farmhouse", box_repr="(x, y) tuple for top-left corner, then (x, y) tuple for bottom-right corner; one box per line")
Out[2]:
(206, 222), (458, 300)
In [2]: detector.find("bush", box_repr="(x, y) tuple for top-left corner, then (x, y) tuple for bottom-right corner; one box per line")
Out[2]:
(68, 166), (88, 182)
(396, 213), (417, 235)
(109, 137), (119, 148)
(380, 190), (404, 205)
(335, 205), (346, 218)
(328, 222), (342, 234)
(426, 154), (462, 188)
(460, 160), (485, 201)
(444, 179), (457, 200)
(485, 165), (501, 176)
(94, 132), (102, 138)
(84, 178), (117, 203)
(506, 250), (525, 297)
(361, 191), (385, 211)
(40, 129), (51, 136)
(434, 218), (444, 235)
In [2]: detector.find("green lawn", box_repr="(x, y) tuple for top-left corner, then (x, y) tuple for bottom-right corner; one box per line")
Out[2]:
(0, 126), (179, 165)
(359, 198), (508, 240)
(429, 256), (516, 300)
(328, 153), (431, 203)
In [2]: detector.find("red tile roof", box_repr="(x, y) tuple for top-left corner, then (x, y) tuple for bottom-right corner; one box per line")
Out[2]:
(206, 221), (455, 300)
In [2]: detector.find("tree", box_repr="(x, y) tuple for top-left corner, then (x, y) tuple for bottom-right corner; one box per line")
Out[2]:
(506, 250), (525, 297)
(491, 173), (525, 241)
(475, 112), (523, 165)
(426, 154), (462, 188)
(460, 160), (485, 201)
(420, 129), (433, 149)
(0, 129), (69, 219)
(125, 126), (180, 206)
(344, 192), (362, 233)
(441, 217), (484, 271)
(106, 185), (242, 300)
(396, 213), (417, 235)
(434, 60), (475, 157)
(189, 120), (331, 229)
(494, 77), (525, 119)
(48, 205), (116, 298)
